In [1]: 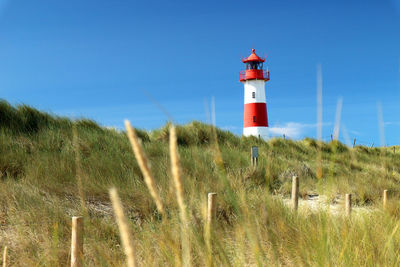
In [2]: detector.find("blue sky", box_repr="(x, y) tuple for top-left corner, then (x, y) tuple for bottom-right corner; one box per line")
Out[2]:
(0, 0), (399, 146)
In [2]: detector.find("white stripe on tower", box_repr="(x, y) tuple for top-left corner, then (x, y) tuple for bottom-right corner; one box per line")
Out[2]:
(244, 80), (266, 104)
(243, 80), (269, 139)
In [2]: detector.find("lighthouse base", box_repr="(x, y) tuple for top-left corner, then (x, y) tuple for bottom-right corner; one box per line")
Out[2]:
(243, 127), (269, 140)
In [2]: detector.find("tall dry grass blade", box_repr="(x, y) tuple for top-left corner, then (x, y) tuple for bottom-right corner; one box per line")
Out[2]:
(169, 125), (188, 224)
(204, 98), (211, 125)
(328, 97), (343, 178)
(72, 124), (88, 216)
(140, 88), (174, 121)
(209, 95), (239, 213)
(377, 102), (388, 174)
(316, 64), (323, 179)
(333, 97), (343, 140)
(109, 188), (138, 267)
(2, 246), (7, 267)
(169, 125), (191, 267)
(383, 221), (400, 257)
(124, 120), (165, 216)
(341, 124), (352, 147)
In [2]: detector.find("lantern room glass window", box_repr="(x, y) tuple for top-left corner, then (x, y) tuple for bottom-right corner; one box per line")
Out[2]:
(245, 62), (263, 70)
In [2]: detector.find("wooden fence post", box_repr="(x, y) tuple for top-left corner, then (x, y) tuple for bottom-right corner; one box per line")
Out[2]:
(71, 216), (84, 267)
(207, 193), (217, 225)
(291, 176), (299, 211)
(206, 193), (217, 239)
(345, 194), (352, 217)
(383, 190), (388, 210)
(206, 193), (217, 266)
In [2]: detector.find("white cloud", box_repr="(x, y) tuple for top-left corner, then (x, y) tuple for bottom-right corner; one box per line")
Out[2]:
(269, 122), (306, 138)
(347, 129), (361, 135)
(385, 121), (400, 126)
(268, 122), (332, 139)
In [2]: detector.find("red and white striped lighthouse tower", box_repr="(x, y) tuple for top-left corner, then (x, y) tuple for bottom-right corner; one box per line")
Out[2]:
(239, 48), (270, 139)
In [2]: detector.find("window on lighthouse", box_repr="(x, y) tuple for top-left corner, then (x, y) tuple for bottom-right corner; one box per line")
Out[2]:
(253, 116), (256, 122)
(248, 62), (263, 70)
(252, 92), (255, 98)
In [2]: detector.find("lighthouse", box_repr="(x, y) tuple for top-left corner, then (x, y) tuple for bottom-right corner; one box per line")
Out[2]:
(239, 48), (270, 139)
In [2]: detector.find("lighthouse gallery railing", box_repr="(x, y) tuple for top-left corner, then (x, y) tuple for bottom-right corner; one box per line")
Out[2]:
(239, 70), (270, 81)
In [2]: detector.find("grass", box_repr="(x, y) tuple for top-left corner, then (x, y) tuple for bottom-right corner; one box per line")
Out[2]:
(1, 100), (400, 265)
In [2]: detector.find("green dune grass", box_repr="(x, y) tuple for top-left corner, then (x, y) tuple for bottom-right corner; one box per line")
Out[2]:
(0, 100), (400, 266)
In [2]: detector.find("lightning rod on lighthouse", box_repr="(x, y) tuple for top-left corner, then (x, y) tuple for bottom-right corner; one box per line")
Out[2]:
(239, 48), (270, 139)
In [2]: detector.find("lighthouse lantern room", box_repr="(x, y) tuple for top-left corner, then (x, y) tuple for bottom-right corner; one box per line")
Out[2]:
(239, 48), (270, 139)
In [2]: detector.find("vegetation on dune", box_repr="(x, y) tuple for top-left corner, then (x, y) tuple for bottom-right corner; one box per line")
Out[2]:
(1, 100), (400, 265)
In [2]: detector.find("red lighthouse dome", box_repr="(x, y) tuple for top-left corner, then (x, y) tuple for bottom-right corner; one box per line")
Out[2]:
(239, 48), (270, 82)
(239, 48), (270, 139)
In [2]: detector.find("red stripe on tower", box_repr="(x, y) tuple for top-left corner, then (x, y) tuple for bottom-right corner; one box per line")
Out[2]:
(244, 103), (268, 127)
(239, 48), (270, 139)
